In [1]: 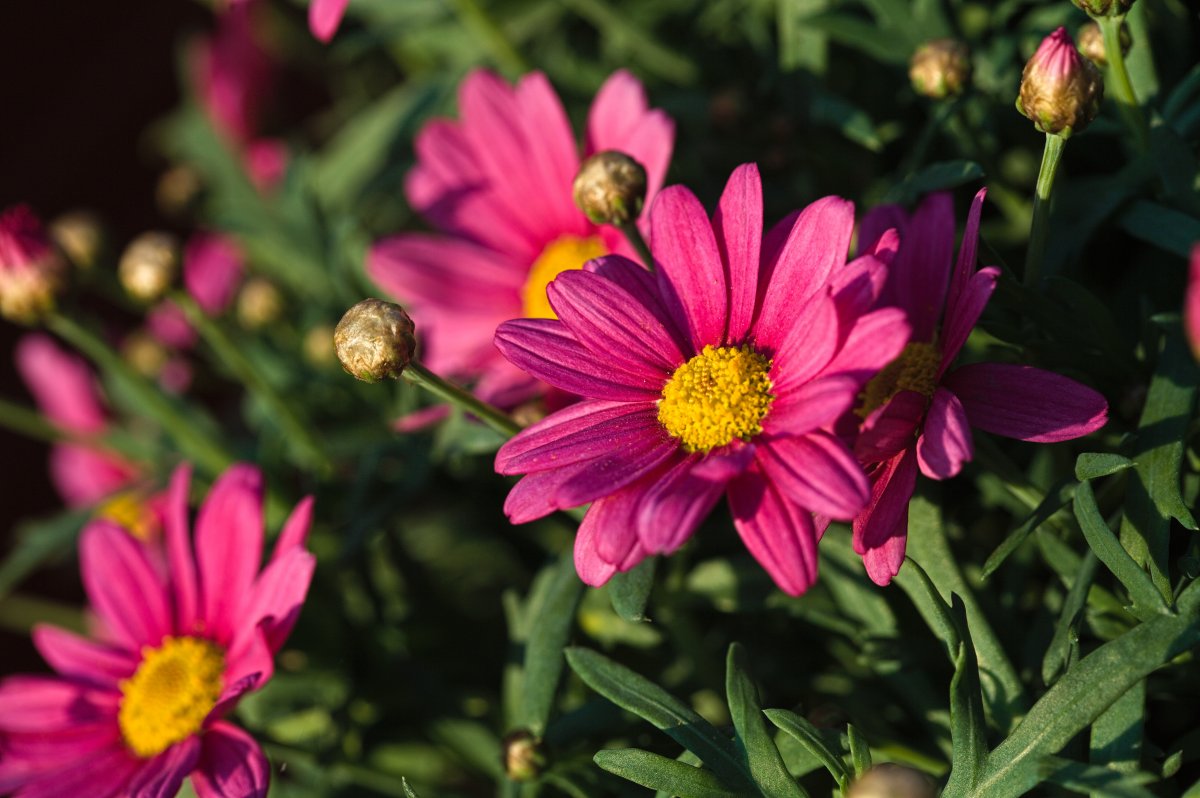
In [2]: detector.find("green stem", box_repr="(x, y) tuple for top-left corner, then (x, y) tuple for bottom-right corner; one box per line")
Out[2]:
(1024, 133), (1066, 288)
(403, 362), (522, 438)
(173, 293), (333, 476)
(617, 220), (655, 270)
(0, 592), (87, 635)
(47, 313), (234, 476)
(1098, 16), (1148, 151)
(447, 0), (529, 77)
(0, 397), (81, 446)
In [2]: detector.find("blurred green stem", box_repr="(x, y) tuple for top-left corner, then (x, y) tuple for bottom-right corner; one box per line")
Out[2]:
(0, 397), (76, 446)
(448, 0), (529, 77)
(404, 362), (522, 438)
(0, 592), (86, 635)
(1098, 16), (1148, 151)
(618, 220), (655, 269)
(1024, 133), (1065, 287)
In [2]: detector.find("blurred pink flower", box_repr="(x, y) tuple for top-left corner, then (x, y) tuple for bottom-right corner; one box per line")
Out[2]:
(0, 463), (315, 798)
(493, 164), (909, 595)
(244, 138), (290, 193)
(192, 3), (273, 145)
(1185, 244), (1200, 359)
(851, 190), (1108, 585)
(185, 233), (244, 316)
(309, 0), (349, 42)
(368, 69), (675, 408)
(147, 301), (199, 350)
(0, 205), (64, 324)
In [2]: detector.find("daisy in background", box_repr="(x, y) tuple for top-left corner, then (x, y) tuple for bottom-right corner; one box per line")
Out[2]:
(369, 69), (674, 409)
(492, 163), (910, 595)
(0, 463), (316, 798)
(850, 189), (1108, 585)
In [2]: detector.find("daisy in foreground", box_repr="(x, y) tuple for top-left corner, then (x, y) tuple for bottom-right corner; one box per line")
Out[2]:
(0, 463), (315, 798)
(493, 163), (910, 594)
(851, 189), (1108, 584)
(369, 68), (674, 408)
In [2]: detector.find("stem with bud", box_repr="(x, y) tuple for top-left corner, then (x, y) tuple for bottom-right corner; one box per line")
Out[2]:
(402, 362), (523, 438)
(617, 221), (655, 271)
(1097, 15), (1147, 151)
(1024, 133), (1066, 288)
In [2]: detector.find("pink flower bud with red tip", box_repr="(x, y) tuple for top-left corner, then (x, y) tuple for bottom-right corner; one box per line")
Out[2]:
(0, 205), (65, 324)
(1017, 27), (1103, 138)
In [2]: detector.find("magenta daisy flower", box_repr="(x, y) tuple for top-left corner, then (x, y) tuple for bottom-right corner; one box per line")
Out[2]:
(368, 69), (674, 408)
(492, 163), (910, 595)
(0, 463), (316, 798)
(1185, 244), (1200, 360)
(851, 189), (1109, 585)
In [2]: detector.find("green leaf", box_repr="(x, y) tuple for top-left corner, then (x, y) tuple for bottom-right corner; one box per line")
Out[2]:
(594, 749), (743, 798)
(981, 479), (1076, 581)
(944, 597), (987, 796)
(1090, 680), (1145, 776)
(778, 0), (830, 72)
(1042, 552), (1099, 686)
(894, 557), (961, 659)
(564, 647), (753, 790)
(1075, 480), (1169, 619)
(764, 709), (852, 790)
(810, 88), (884, 152)
(1075, 453), (1136, 482)
(725, 644), (808, 798)
(1039, 756), (1157, 798)
(792, 11), (911, 65)
(608, 557), (656, 622)
(401, 777), (419, 798)
(884, 161), (985, 205)
(847, 724), (872, 777)
(1118, 200), (1200, 258)
(517, 554), (585, 736)
(427, 719), (504, 780)
(0, 509), (89, 601)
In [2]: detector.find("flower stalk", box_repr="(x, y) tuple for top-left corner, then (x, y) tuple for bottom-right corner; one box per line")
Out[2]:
(1097, 15), (1147, 150)
(402, 362), (522, 438)
(1025, 133), (1066, 287)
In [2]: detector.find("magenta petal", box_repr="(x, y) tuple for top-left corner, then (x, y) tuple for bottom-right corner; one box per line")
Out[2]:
(946, 188), (988, 313)
(857, 204), (907, 259)
(192, 722), (270, 798)
(916, 388), (974, 480)
(368, 233), (522, 311)
(938, 266), (999, 373)
(891, 192), (955, 341)
(80, 520), (171, 650)
(713, 164), (763, 342)
(637, 449), (749, 554)
(854, 391), (926, 463)
(515, 72), (582, 234)
(164, 464), (199, 634)
(728, 466), (819, 596)
(944, 363), (1108, 442)
(585, 70), (649, 155)
(127, 736), (201, 798)
(31, 625), (136, 688)
(309, 0), (349, 42)
(48, 444), (134, 507)
(585, 255), (689, 351)
(220, 623), (273, 715)
(755, 196), (854, 349)
(9, 744), (139, 798)
(15, 334), (108, 434)
(1188, 244), (1200, 358)
(818, 306), (911, 386)
(0, 676), (118, 733)
(769, 293), (839, 392)
(574, 509), (618, 586)
(852, 449), (918, 586)
(272, 495), (314, 560)
(232, 547), (315, 655)
(503, 470), (574, 524)
(495, 318), (663, 401)
(183, 233), (243, 316)
(555, 435), (678, 509)
(763, 375), (858, 436)
(758, 431), (869, 520)
(195, 464), (265, 645)
(650, 185), (728, 350)
(496, 400), (660, 474)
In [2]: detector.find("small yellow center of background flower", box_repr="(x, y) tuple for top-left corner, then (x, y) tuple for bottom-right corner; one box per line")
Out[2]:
(857, 341), (941, 418)
(118, 635), (225, 759)
(521, 235), (606, 319)
(96, 492), (158, 542)
(658, 345), (774, 453)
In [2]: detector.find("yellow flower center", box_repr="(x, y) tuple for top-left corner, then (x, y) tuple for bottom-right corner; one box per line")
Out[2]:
(118, 636), (225, 759)
(857, 341), (941, 418)
(96, 492), (158, 542)
(658, 345), (775, 453)
(521, 235), (606, 319)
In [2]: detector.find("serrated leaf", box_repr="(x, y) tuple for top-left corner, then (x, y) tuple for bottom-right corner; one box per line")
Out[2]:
(725, 644), (808, 798)
(764, 708), (851, 790)
(1075, 480), (1169, 619)
(594, 749), (742, 798)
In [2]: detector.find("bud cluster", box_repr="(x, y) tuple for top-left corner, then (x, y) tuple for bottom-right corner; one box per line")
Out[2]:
(1070, 0), (1136, 18)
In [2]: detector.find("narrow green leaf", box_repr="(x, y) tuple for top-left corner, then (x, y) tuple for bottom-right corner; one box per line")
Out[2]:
(792, 11), (911, 64)
(847, 725), (872, 777)
(427, 719), (504, 779)
(401, 777), (419, 798)
(1118, 200), (1200, 258)
(608, 557), (656, 622)
(725, 644), (808, 798)
(564, 648), (753, 790)
(518, 554), (585, 736)
(981, 479), (1075, 581)
(0, 509), (89, 601)
(1075, 453), (1136, 482)
(778, 0), (829, 72)
(1042, 552), (1099, 686)
(764, 708), (851, 790)
(1090, 681), (1145, 775)
(884, 161), (985, 205)
(594, 749), (742, 798)
(944, 597), (987, 796)
(894, 557), (960, 659)
(1074, 480), (1169, 618)
(1040, 756), (1157, 798)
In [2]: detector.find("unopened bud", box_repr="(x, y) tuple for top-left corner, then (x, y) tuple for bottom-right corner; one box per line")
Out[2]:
(909, 39), (971, 99)
(303, 324), (336, 367)
(1016, 27), (1103, 137)
(572, 151), (647, 226)
(236, 277), (282, 329)
(845, 764), (937, 798)
(119, 232), (179, 303)
(122, 330), (171, 378)
(0, 205), (65, 324)
(1077, 21), (1130, 67)
(1070, 0), (1135, 18)
(334, 298), (416, 382)
(50, 211), (103, 270)
(156, 165), (204, 218)
(502, 730), (546, 782)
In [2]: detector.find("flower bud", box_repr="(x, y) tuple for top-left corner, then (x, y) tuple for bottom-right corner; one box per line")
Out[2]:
(50, 211), (103, 270)
(119, 232), (179, 303)
(156, 165), (204, 218)
(909, 39), (971, 99)
(122, 330), (171, 379)
(845, 764), (937, 798)
(236, 277), (282, 329)
(1070, 0), (1135, 18)
(0, 205), (65, 324)
(1016, 27), (1103, 138)
(334, 298), (416, 382)
(303, 324), (336, 367)
(1076, 21), (1130, 67)
(502, 730), (546, 782)
(572, 151), (648, 226)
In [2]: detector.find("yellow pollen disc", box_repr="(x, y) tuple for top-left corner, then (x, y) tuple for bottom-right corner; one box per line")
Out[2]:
(96, 492), (158, 542)
(857, 341), (942, 418)
(521, 235), (606, 319)
(118, 636), (225, 759)
(658, 345), (775, 453)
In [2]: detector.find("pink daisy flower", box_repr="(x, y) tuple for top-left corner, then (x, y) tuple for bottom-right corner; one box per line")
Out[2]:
(368, 69), (674, 408)
(0, 463), (316, 798)
(1185, 244), (1200, 360)
(492, 163), (910, 595)
(851, 189), (1109, 585)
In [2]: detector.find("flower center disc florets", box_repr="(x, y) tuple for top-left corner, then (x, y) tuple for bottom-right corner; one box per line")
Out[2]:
(658, 344), (775, 453)
(857, 341), (941, 418)
(521, 235), (606, 319)
(96, 492), (159, 542)
(118, 635), (225, 758)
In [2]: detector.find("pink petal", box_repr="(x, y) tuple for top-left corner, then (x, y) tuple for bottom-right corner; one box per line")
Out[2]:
(916, 388), (974, 479)
(758, 431), (869, 520)
(650, 185), (728, 351)
(889, 192), (955, 341)
(220, 623), (273, 712)
(854, 390), (926, 463)
(11, 745), (140, 798)
(0, 676), (118, 733)
(856, 204), (907, 259)
(768, 293), (839, 392)
(554, 434), (679, 509)
(496, 400), (661, 474)
(515, 72), (583, 235)
(636, 449), (750, 554)
(831, 251), (889, 318)
(183, 233), (243, 316)
(15, 334), (107, 433)
(233, 547), (315, 656)
(127, 736), (201, 798)
(586, 70), (650, 156)
(728, 466), (820, 596)
(938, 266), (999, 373)
(146, 300), (198, 350)
(946, 188), (988, 314)
(367, 233), (522, 311)
(272, 495), (314, 559)
(585, 254), (690, 352)
(0, 729), (123, 792)
(574, 505), (621, 586)
(49, 445), (135, 507)
(164, 464), (200, 634)
(503, 469), (575, 524)
(1189, 244), (1200, 359)
(852, 449), (918, 586)
(818, 306), (911, 386)
(244, 137), (289, 193)
(31, 625), (136, 688)
(192, 722), (270, 798)
(80, 520), (171, 650)
(309, 0), (349, 43)
(943, 363), (1108, 442)
(763, 375), (858, 436)
(195, 464), (265, 645)
(713, 164), (763, 342)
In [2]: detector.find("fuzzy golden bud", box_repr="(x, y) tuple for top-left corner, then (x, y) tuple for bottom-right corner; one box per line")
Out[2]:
(1077, 21), (1130, 67)
(909, 39), (972, 99)
(303, 324), (337, 367)
(845, 764), (938, 798)
(121, 331), (170, 379)
(50, 211), (103, 270)
(119, 232), (179, 303)
(334, 299), (416, 382)
(236, 277), (283, 330)
(156, 165), (204, 218)
(502, 730), (546, 782)
(1017, 27), (1103, 137)
(572, 151), (648, 226)
(0, 205), (65, 324)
